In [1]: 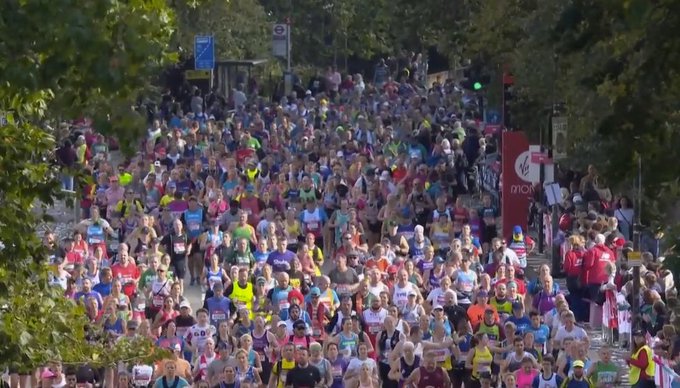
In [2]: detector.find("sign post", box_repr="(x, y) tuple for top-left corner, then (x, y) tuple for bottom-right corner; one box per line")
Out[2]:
(552, 116), (568, 161)
(194, 35), (215, 89)
(272, 23), (291, 71)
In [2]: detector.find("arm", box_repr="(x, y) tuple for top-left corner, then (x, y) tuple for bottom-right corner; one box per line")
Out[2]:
(323, 360), (333, 387)
(403, 367), (420, 387)
(387, 359), (401, 381)
(465, 348), (475, 370)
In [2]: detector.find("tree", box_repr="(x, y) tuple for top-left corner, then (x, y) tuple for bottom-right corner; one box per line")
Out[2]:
(459, 0), (680, 234)
(172, 0), (271, 61)
(0, 0), (175, 369)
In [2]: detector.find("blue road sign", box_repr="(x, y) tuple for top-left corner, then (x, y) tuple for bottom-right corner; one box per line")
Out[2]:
(194, 35), (215, 70)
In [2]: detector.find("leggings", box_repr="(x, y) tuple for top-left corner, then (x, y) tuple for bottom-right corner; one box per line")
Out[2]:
(379, 362), (398, 388)
(633, 379), (656, 388)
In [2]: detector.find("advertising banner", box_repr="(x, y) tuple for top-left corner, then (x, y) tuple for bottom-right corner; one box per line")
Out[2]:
(501, 131), (532, 238)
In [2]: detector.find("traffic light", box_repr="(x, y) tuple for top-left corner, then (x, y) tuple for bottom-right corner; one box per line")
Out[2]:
(462, 62), (490, 91)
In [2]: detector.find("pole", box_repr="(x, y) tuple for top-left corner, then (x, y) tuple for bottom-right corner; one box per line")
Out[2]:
(630, 154), (642, 347)
(549, 110), (561, 277)
(537, 116), (545, 254)
(286, 19), (291, 72)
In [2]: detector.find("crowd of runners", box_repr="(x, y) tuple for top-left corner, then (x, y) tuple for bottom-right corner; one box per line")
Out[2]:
(10, 58), (673, 388)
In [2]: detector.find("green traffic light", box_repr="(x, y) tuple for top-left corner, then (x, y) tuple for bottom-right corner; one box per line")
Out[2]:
(473, 82), (483, 90)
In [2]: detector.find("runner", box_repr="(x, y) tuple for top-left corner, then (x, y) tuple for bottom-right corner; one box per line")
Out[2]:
(30, 64), (663, 388)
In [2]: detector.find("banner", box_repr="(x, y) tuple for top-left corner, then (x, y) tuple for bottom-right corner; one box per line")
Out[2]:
(501, 131), (532, 238)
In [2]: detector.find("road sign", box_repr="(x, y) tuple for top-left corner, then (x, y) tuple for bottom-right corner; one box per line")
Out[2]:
(272, 23), (289, 58)
(545, 182), (562, 206)
(194, 35), (215, 70)
(185, 70), (211, 80)
(628, 251), (642, 267)
(552, 116), (568, 161)
(531, 152), (551, 164)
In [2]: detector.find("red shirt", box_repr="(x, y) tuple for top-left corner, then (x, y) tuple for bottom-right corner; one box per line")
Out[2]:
(64, 250), (84, 269)
(111, 262), (140, 298)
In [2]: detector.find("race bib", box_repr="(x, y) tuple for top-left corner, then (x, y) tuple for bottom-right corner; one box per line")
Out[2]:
(212, 312), (226, 321)
(278, 300), (290, 310)
(189, 223), (200, 231)
(152, 295), (164, 307)
(173, 242), (186, 254)
(308, 222), (319, 230)
(369, 325), (381, 334)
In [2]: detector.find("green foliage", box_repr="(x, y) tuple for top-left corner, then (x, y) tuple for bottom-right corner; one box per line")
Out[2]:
(460, 0), (680, 233)
(0, 0), (176, 369)
(173, 0), (271, 61)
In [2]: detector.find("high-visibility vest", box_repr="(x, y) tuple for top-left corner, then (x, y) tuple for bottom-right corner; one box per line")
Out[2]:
(629, 345), (655, 384)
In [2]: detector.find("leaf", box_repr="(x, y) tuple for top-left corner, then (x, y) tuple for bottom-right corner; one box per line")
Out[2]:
(19, 332), (32, 347)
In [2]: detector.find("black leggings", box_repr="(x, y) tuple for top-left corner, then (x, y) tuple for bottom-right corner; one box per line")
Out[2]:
(632, 379), (656, 388)
(379, 362), (397, 388)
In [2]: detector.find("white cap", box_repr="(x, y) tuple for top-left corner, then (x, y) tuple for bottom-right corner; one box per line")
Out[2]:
(179, 300), (191, 309)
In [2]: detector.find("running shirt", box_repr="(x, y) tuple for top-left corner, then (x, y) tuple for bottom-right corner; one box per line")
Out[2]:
(392, 283), (416, 308)
(184, 323), (216, 354)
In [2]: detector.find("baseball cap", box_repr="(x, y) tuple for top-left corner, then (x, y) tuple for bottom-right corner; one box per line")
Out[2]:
(513, 225), (523, 234)
(435, 256), (445, 264)
(256, 276), (266, 284)
(179, 300), (191, 309)
(433, 305), (444, 310)
(512, 302), (524, 310)
(572, 360), (585, 368)
(310, 287), (321, 296)
(277, 321), (287, 327)
(477, 290), (489, 298)
(127, 320), (139, 330)
(408, 290), (417, 297)
(387, 265), (399, 274)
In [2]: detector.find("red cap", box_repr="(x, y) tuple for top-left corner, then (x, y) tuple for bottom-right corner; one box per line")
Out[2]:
(387, 265), (399, 274)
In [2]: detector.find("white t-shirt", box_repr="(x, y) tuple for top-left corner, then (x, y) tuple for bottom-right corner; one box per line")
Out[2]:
(347, 358), (377, 376)
(554, 325), (588, 346)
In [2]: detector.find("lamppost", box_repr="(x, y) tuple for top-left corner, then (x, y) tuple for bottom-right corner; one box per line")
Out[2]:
(630, 152), (643, 348)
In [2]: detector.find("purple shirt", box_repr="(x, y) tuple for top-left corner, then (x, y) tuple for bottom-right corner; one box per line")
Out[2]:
(266, 250), (296, 272)
(533, 290), (559, 315)
(73, 290), (104, 309)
